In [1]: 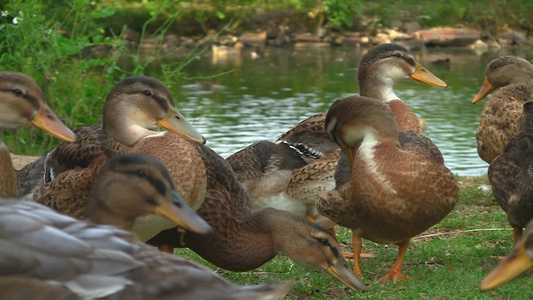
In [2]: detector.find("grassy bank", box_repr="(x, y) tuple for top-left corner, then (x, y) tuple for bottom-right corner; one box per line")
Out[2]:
(175, 175), (532, 299)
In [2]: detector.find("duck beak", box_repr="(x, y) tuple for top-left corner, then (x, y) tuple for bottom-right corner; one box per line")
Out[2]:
(29, 105), (76, 142)
(341, 147), (354, 169)
(479, 241), (533, 291)
(154, 190), (212, 235)
(157, 107), (206, 144)
(409, 62), (447, 87)
(472, 77), (495, 104)
(326, 257), (368, 291)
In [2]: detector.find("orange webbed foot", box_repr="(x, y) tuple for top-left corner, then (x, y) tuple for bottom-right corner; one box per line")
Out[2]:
(379, 270), (410, 282)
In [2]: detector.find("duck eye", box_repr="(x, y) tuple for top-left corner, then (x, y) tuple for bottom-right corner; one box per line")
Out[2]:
(393, 52), (403, 58)
(137, 169), (146, 177)
(12, 88), (23, 96)
(143, 90), (152, 96)
(316, 238), (329, 246)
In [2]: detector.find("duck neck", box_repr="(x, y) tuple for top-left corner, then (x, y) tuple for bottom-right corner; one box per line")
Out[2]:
(102, 103), (160, 146)
(501, 80), (533, 102)
(359, 75), (399, 101)
(0, 132), (16, 198)
(183, 208), (291, 272)
(85, 196), (136, 231)
(387, 100), (421, 133)
(355, 130), (399, 191)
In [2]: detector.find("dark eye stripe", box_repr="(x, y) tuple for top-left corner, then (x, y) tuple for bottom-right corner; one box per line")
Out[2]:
(0, 88), (40, 109)
(123, 170), (167, 196)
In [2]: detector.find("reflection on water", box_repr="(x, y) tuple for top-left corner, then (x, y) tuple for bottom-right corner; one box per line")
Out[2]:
(173, 45), (533, 176)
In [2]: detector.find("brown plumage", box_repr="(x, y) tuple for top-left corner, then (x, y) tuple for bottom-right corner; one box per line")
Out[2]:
(318, 95), (458, 281)
(33, 153), (211, 238)
(148, 143), (367, 292)
(473, 55), (533, 164)
(488, 101), (533, 244)
(0, 199), (292, 300)
(227, 44), (447, 230)
(0, 71), (75, 198)
(28, 76), (208, 240)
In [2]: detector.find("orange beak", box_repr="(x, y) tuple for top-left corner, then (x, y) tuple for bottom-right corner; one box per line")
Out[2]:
(29, 105), (76, 142)
(157, 107), (206, 144)
(472, 77), (495, 104)
(409, 62), (447, 88)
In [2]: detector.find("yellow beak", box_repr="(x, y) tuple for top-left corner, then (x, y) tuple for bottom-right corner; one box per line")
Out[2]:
(157, 107), (206, 144)
(472, 77), (495, 104)
(153, 190), (212, 235)
(409, 62), (447, 88)
(479, 241), (533, 291)
(326, 256), (368, 291)
(29, 105), (76, 142)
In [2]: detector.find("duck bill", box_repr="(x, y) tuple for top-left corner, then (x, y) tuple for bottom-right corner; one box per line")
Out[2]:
(29, 105), (76, 142)
(472, 77), (495, 104)
(341, 147), (354, 169)
(479, 243), (533, 291)
(326, 257), (368, 291)
(409, 62), (447, 87)
(157, 107), (206, 144)
(153, 190), (212, 235)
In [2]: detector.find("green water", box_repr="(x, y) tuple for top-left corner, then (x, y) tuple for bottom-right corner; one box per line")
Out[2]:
(172, 45), (533, 176)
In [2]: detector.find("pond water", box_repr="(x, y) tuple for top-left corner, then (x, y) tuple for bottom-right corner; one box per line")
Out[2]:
(172, 44), (533, 176)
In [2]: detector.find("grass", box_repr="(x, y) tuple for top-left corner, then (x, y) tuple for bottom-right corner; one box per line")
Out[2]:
(174, 175), (533, 299)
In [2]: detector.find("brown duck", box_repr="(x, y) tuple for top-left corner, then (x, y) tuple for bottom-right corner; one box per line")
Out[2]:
(148, 143), (368, 292)
(0, 71), (75, 198)
(488, 101), (533, 244)
(227, 43), (447, 228)
(318, 95), (458, 281)
(34, 152), (211, 236)
(29, 76), (208, 241)
(473, 55), (533, 164)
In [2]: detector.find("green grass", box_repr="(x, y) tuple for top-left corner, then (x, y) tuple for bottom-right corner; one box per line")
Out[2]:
(174, 176), (533, 299)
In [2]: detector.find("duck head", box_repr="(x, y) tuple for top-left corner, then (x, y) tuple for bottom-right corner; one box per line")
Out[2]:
(102, 76), (205, 146)
(264, 208), (368, 292)
(358, 44), (447, 101)
(86, 153), (212, 235)
(325, 95), (399, 167)
(0, 72), (76, 142)
(472, 56), (533, 104)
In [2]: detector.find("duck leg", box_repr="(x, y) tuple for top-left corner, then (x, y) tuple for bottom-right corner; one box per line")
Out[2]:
(158, 244), (174, 253)
(379, 240), (410, 282)
(512, 227), (523, 245)
(352, 234), (364, 277)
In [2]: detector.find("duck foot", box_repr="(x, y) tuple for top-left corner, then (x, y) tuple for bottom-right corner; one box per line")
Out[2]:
(379, 270), (410, 282)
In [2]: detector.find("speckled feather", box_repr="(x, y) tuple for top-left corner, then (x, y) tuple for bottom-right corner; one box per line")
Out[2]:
(488, 104), (533, 230)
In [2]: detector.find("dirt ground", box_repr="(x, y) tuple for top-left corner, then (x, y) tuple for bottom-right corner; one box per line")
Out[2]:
(10, 154), (40, 170)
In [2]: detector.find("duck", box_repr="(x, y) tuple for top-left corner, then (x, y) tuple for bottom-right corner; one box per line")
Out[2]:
(147, 143), (368, 292)
(317, 95), (459, 281)
(472, 55), (533, 164)
(28, 76), (209, 241)
(0, 198), (293, 300)
(479, 220), (533, 292)
(34, 152), (212, 237)
(488, 101), (533, 245)
(227, 43), (448, 229)
(0, 71), (76, 198)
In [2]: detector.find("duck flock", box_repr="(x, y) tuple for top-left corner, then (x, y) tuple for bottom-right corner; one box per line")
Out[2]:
(0, 43), (531, 299)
